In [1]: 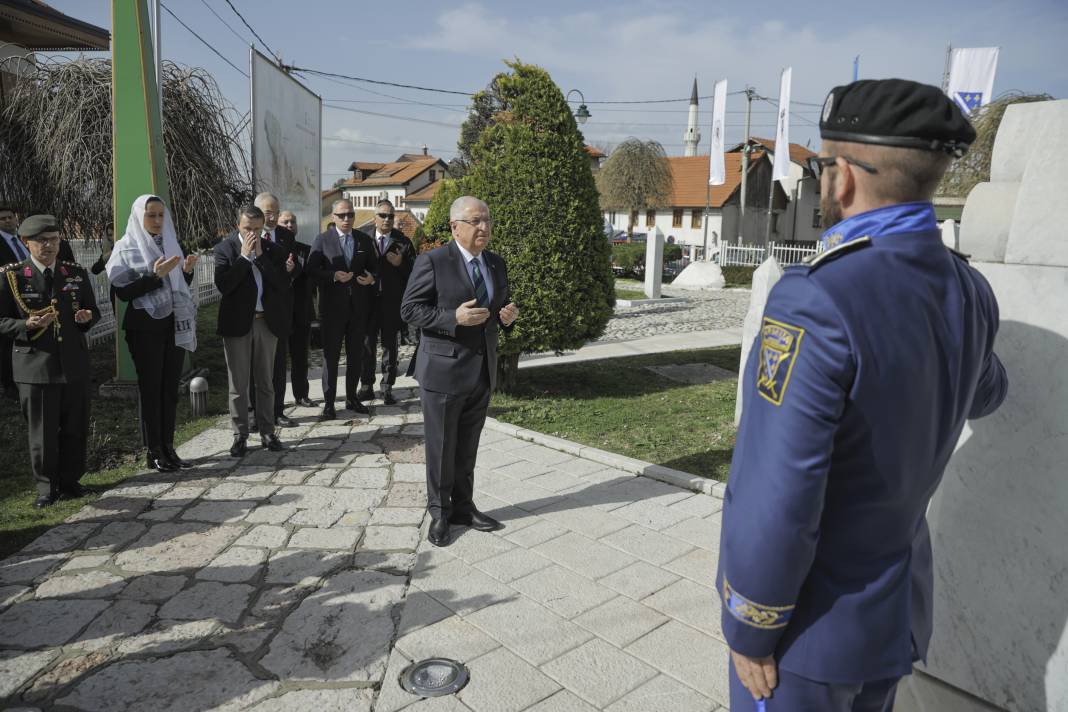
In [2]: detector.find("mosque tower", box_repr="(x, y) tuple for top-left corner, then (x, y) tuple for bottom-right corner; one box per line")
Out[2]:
(683, 78), (701, 157)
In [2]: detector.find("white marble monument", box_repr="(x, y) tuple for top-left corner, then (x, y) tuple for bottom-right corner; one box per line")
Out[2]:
(644, 226), (664, 299)
(897, 99), (1068, 712)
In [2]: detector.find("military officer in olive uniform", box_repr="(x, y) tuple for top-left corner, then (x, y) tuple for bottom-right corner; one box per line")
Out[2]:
(0, 215), (100, 507)
(717, 80), (1008, 710)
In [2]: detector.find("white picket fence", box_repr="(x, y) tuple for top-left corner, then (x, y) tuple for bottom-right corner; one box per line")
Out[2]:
(68, 241), (220, 347)
(720, 241), (821, 267)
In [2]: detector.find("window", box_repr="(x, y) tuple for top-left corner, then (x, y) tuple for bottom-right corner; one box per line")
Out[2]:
(646, 210), (656, 227)
(429, 170), (437, 181)
(672, 209), (683, 228)
(812, 208), (822, 228)
(691, 210), (702, 229)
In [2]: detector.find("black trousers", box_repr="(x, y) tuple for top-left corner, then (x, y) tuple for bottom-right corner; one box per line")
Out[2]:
(321, 311), (366, 406)
(19, 380), (90, 496)
(126, 326), (184, 452)
(1, 334), (14, 396)
(360, 306), (401, 388)
(271, 334), (288, 416)
(289, 315), (312, 401)
(420, 358), (491, 519)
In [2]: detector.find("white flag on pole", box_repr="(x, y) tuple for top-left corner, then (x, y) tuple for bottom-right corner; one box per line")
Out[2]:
(709, 79), (728, 185)
(946, 47), (999, 116)
(772, 67), (792, 183)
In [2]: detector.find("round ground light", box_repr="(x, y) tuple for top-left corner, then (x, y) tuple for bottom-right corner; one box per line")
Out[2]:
(399, 658), (470, 697)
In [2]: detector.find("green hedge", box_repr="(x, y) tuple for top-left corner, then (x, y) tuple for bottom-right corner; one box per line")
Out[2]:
(721, 265), (756, 287)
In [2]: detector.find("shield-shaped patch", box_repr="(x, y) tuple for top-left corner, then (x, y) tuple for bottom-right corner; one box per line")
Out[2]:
(757, 317), (805, 406)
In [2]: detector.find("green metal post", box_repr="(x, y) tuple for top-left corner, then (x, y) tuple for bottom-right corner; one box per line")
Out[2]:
(110, 0), (171, 384)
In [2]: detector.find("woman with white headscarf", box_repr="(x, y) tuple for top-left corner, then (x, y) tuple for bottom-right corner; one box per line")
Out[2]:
(106, 195), (199, 472)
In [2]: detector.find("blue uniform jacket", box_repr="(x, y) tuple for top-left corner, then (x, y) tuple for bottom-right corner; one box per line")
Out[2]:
(717, 213), (1007, 683)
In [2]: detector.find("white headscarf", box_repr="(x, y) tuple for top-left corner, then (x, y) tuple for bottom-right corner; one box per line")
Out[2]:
(106, 194), (197, 351)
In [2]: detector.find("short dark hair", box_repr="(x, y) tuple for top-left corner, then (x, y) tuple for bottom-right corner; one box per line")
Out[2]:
(824, 140), (952, 203)
(376, 198), (394, 210)
(237, 204), (265, 222)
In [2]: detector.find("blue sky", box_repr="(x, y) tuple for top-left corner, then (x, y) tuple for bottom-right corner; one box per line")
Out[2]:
(44, 0), (1068, 182)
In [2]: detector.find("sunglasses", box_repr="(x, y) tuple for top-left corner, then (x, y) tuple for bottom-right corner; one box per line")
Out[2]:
(376, 213), (395, 219)
(333, 211), (355, 219)
(807, 155), (879, 181)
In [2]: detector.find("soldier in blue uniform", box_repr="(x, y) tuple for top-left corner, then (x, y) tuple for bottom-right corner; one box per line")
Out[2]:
(717, 79), (1008, 711)
(0, 215), (100, 507)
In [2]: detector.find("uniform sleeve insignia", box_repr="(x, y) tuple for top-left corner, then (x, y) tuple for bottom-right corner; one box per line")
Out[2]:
(722, 578), (793, 629)
(756, 317), (805, 406)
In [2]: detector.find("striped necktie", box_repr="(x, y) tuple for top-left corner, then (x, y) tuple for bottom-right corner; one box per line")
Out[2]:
(471, 258), (488, 308)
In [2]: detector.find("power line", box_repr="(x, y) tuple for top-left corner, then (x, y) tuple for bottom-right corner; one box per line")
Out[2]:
(222, 0), (280, 62)
(323, 135), (457, 153)
(323, 103), (462, 129)
(287, 67), (474, 97)
(160, 2), (249, 78)
(198, 0), (250, 46)
(296, 70), (468, 113)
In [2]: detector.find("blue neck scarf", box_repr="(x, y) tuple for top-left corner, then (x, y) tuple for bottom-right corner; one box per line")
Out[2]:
(820, 201), (937, 249)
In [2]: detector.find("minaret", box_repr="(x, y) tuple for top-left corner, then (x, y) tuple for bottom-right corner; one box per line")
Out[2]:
(683, 78), (701, 157)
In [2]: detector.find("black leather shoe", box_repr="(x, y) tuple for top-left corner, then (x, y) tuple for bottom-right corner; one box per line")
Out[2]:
(275, 414), (297, 428)
(163, 447), (194, 469)
(34, 493), (58, 508)
(450, 509), (503, 532)
(295, 397), (316, 407)
(147, 450), (179, 472)
(261, 434), (286, 452)
(381, 387), (396, 405)
(428, 517), (451, 547)
(345, 399), (370, 415)
(356, 386), (375, 402)
(230, 436), (248, 458)
(58, 483), (90, 500)
(319, 406), (336, 421)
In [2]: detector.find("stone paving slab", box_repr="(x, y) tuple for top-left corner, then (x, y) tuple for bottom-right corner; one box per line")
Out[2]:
(0, 364), (734, 710)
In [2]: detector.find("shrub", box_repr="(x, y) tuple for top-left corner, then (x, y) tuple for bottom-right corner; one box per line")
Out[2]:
(721, 265), (757, 287)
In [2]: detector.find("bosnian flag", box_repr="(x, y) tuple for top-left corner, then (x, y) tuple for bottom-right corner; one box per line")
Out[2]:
(946, 47), (999, 116)
(772, 68), (792, 183)
(709, 79), (728, 185)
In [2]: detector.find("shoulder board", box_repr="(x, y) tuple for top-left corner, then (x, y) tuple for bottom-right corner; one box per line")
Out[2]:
(61, 260), (85, 270)
(947, 247), (970, 262)
(803, 236), (872, 270)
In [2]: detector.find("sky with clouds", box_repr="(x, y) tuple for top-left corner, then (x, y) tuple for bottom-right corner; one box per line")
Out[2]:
(44, 0), (1068, 184)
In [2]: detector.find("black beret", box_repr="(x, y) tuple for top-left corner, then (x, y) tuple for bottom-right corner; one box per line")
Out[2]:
(17, 214), (59, 238)
(819, 79), (976, 157)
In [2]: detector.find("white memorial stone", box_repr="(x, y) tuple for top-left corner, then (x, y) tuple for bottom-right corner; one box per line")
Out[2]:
(644, 227), (664, 299)
(940, 218), (959, 250)
(734, 256), (783, 424)
(670, 261), (725, 290)
(898, 99), (1068, 712)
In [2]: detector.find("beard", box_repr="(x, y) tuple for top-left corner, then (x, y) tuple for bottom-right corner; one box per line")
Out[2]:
(820, 183), (843, 230)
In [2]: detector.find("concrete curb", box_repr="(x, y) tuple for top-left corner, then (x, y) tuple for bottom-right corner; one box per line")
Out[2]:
(615, 297), (688, 307)
(483, 416), (725, 499)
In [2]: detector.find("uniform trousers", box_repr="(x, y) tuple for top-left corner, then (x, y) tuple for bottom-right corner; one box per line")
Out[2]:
(320, 310), (366, 405)
(1, 334), (15, 397)
(18, 380), (90, 497)
(223, 316), (276, 436)
(729, 658), (899, 712)
(419, 357), (490, 520)
(360, 306), (401, 388)
(126, 320), (183, 452)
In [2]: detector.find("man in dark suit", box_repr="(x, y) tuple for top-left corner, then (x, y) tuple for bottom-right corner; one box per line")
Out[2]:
(0, 204), (28, 400)
(253, 192), (301, 427)
(0, 215), (100, 507)
(401, 196), (519, 547)
(214, 204), (294, 456)
(279, 209), (315, 407)
(358, 199), (415, 406)
(307, 198), (377, 421)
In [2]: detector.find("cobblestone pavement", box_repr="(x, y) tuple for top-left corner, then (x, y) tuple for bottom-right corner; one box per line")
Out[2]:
(0, 375), (731, 711)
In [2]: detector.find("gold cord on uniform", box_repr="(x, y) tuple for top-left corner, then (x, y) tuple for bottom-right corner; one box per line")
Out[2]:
(5, 269), (61, 342)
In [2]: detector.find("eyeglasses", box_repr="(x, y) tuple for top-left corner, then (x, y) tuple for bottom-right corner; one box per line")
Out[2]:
(29, 236), (62, 246)
(333, 211), (355, 219)
(376, 213), (395, 219)
(453, 217), (492, 228)
(807, 155), (879, 180)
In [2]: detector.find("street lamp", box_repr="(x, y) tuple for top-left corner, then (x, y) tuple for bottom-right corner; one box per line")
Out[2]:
(566, 89), (591, 124)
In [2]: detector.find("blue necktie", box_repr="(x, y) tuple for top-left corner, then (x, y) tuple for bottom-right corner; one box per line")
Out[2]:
(471, 258), (488, 308)
(342, 234), (353, 264)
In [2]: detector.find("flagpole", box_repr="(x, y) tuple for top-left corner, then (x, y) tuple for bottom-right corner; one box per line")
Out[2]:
(941, 43), (952, 92)
(766, 69), (784, 244)
(738, 87), (753, 245)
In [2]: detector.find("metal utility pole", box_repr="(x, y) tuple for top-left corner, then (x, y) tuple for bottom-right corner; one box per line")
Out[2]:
(941, 43), (953, 92)
(737, 87), (754, 244)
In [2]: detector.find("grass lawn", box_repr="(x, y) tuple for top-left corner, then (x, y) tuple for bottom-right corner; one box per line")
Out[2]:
(490, 345), (740, 481)
(615, 278), (647, 301)
(0, 302), (230, 558)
